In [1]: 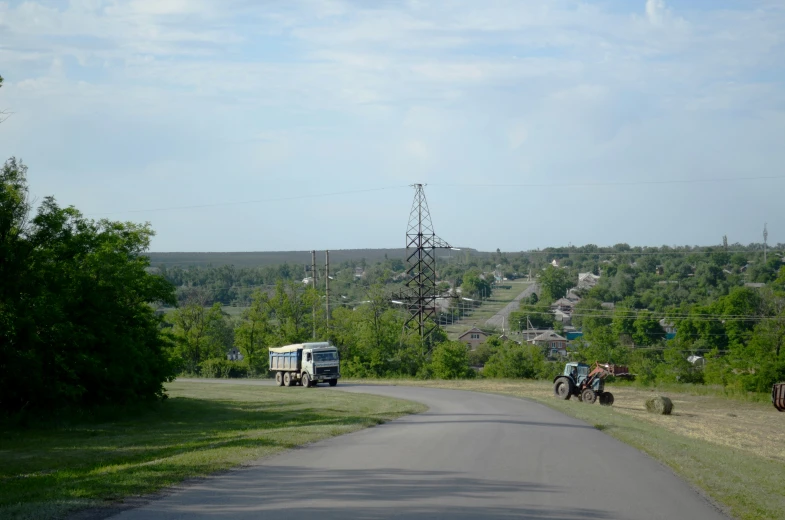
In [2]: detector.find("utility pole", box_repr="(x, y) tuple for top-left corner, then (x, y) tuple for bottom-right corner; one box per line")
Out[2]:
(325, 250), (330, 331)
(764, 223), (768, 264)
(312, 250), (317, 339)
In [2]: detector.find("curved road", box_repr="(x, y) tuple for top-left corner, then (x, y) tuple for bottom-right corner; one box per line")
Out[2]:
(113, 384), (727, 520)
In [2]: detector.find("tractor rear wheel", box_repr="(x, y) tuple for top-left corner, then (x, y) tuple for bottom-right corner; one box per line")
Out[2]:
(582, 388), (597, 404)
(554, 377), (572, 400)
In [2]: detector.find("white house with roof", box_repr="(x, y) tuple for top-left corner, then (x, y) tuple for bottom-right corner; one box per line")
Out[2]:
(528, 331), (569, 358)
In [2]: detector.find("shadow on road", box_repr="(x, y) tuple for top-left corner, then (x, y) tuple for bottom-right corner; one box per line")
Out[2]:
(136, 466), (613, 520)
(401, 413), (593, 430)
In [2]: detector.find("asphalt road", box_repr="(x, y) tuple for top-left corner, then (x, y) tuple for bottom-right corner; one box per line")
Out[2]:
(112, 383), (727, 520)
(485, 283), (538, 329)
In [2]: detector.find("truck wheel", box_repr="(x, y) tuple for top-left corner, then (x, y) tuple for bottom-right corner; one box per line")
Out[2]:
(328, 379), (338, 387)
(582, 388), (597, 404)
(275, 372), (284, 387)
(554, 377), (572, 400)
(283, 372), (292, 387)
(302, 373), (311, 388)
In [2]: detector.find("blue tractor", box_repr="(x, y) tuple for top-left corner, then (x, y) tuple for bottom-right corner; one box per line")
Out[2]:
(553, 362), (614, 405)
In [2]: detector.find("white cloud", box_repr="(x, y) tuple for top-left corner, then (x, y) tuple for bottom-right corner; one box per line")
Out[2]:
(646, 0), (667, 26)
(1, 0), (784, 250)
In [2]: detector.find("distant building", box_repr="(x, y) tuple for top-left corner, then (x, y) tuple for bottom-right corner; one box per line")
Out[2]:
(227, 348), (244, 361)
(458, 327), (489, 350)
(529, 331), (568, 359)
(553, 309), (572, 325)
(744, 283), (766, 289)
(578, 272), (600, 290)
(552, 297), (576, 311)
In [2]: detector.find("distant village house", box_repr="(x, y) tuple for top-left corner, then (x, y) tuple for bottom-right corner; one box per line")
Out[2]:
(458, 327), (489, 350)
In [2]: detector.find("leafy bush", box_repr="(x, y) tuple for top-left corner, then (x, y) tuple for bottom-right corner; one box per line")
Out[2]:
(430, 341), (473, 379)
(483, 343), (548, 379)
(199, 358), (249, 378)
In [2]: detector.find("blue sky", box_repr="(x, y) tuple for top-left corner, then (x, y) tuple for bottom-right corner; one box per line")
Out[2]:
(0, 0), (783, 252)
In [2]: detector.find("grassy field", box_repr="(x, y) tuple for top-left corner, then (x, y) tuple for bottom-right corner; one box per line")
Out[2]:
(0, 381), (424, 520)
(443, 281), (531, 338)
(348, 378), (784, 520)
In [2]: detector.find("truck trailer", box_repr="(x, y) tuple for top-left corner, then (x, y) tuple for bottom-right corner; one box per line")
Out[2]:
(269, 342), (340, 388)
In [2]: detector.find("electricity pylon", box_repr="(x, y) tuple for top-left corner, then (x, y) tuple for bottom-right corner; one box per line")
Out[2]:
(396, 184), (454, 340)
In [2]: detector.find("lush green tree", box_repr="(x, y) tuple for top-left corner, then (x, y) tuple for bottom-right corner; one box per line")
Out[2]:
(1, 159), (177, 412)
(234, 290), (273, 375)
(539, 265), (573, 302)
(483, 343), (548, 379)
(430, 341), (472, 379)
(467, 340), (496, 366)
(267, 281), (320, 344)
(169, 302), (232, 373)
(632, 311), (666, 346)
(461, 270), (492, 299)
(611, 307), (635, 345)
(655, 345), (703, 384)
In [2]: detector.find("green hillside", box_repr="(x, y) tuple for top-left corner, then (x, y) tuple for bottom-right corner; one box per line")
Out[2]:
(145, 248), (480, 268)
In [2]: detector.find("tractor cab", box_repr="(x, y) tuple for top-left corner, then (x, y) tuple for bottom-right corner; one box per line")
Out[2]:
(564, 362), (589, 385)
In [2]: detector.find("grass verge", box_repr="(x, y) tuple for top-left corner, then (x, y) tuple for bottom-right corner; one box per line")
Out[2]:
(348, 378), (785, 520)
(0, 381), (424, 520)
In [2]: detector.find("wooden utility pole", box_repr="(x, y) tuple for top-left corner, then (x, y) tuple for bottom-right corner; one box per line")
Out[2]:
(312, 250), (317, 339)
(325, 250), (330, 331)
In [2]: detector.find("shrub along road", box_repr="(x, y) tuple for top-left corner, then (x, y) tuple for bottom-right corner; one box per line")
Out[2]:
(113, 382), (727, 520)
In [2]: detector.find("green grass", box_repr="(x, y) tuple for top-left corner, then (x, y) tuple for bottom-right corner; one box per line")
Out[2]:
(0, 381), (425, 520)
(540, 396), (784, 520)
(348, 378), (785, 520)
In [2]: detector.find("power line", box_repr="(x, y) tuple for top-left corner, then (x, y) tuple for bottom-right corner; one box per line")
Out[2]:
(430, 175), (785, 189)
(505, 249), (780, 256)
(88, 185), (410, 216)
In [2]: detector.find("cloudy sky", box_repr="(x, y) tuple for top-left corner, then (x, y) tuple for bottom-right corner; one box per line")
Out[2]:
(0, 0), (783, 252)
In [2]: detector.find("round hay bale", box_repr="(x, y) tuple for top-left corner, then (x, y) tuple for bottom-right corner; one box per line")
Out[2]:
(645, 396), (673, 415)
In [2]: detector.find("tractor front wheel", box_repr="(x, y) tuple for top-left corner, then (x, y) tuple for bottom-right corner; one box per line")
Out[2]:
(554, 377), (572, 400)
(582, 388), (597, 404)
(600, 392), (614, 406)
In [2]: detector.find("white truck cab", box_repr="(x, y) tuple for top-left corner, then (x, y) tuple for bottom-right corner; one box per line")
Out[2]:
(269, 342), (341, 387)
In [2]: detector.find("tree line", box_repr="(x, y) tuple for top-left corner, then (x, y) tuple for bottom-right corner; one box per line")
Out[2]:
(3, 150), (783, 414)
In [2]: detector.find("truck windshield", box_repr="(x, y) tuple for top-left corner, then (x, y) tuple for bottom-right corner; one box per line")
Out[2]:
(314, 351), (338, 362)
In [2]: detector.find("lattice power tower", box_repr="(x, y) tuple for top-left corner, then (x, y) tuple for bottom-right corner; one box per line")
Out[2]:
(398, 184), (453, 340)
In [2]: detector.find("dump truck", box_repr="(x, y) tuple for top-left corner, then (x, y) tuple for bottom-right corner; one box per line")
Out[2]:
(553, 361), (615, 405)
(269, 342), (340, 388)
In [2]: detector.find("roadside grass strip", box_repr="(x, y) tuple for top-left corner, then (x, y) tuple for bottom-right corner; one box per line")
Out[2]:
(0, 381), (424, 520)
